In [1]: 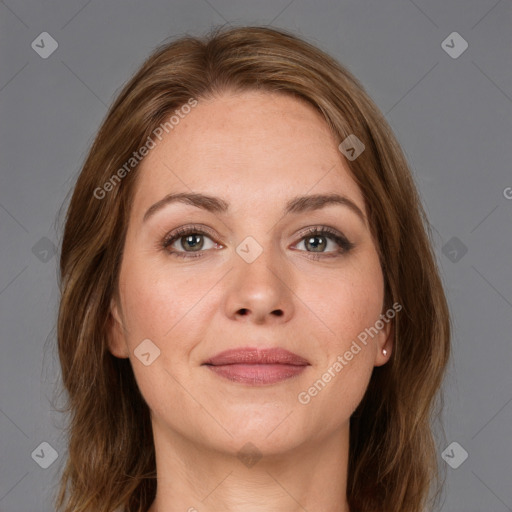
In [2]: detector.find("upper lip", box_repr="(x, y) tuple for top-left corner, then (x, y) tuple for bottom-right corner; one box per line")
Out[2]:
(202, 347), (310, 366)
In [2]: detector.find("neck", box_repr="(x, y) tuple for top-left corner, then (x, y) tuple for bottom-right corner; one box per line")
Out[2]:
(147, 416), (351, 512)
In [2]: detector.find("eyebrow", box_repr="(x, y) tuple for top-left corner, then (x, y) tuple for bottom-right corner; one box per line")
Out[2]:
(142, 191), (367, 226)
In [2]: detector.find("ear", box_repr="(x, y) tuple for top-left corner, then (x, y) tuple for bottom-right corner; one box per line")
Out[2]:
(374, 314), (394, 367)
(107, 297), (130, 359)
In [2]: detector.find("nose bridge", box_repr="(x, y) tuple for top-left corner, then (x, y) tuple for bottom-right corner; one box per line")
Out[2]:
(238, 237), (279, 286)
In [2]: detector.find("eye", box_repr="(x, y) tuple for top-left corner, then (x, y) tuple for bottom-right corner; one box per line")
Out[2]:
(292, 226), (355, 260)
(160, 224), (354, 260)
(161, 225), (221, 259)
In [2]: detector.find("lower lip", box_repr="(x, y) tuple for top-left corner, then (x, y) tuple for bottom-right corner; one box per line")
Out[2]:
(204, 363), (308, 385)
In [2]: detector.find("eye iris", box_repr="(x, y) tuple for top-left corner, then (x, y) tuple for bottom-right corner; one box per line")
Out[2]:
(182, 234), (203, 251)
(306, 235), (326, 252)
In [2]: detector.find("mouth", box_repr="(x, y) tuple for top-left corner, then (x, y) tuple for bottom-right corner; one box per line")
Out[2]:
(202, 347), (310, 386)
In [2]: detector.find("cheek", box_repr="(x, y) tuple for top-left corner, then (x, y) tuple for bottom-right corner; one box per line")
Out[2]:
(303, 257), (384, 421)
(300, 259), (385, 349)
(117, 260), (206, 413)
(118, 256), (214, 343)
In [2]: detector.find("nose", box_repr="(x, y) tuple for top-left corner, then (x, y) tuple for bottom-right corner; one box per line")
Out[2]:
(223, 242), (295, 325)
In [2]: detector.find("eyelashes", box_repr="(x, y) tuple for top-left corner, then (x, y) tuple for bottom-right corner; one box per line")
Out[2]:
(161, 224), (220, 259)
(160, 224), (355, 260)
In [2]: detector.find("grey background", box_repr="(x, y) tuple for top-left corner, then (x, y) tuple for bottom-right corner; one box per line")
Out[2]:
(1, 0), (511, 511)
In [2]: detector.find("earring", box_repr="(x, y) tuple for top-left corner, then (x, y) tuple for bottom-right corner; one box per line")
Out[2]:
(382, 349), (388, 356)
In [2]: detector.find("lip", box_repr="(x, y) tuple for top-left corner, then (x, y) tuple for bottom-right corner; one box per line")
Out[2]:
(202, 347), (310, 385)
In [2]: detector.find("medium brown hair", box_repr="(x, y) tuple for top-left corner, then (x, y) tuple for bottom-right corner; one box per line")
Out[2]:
(54, 25), (451, 512)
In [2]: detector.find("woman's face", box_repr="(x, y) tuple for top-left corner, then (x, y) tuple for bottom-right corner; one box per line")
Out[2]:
(108, 90), (392, 456)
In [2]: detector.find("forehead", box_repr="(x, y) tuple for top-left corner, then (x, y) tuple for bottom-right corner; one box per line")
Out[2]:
(132, 90), (365, 216)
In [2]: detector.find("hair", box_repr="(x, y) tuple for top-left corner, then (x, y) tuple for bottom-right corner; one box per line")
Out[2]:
(54, 24), (451, 512)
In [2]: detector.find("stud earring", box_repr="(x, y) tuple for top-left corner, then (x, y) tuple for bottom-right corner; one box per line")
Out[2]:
(382, 349), (388, 356)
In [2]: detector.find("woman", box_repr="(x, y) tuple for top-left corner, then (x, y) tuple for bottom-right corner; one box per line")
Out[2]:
(55, 25), (451, 512)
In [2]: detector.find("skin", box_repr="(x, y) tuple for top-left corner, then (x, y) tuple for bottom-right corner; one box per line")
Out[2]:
(108, 90), (393, 512)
